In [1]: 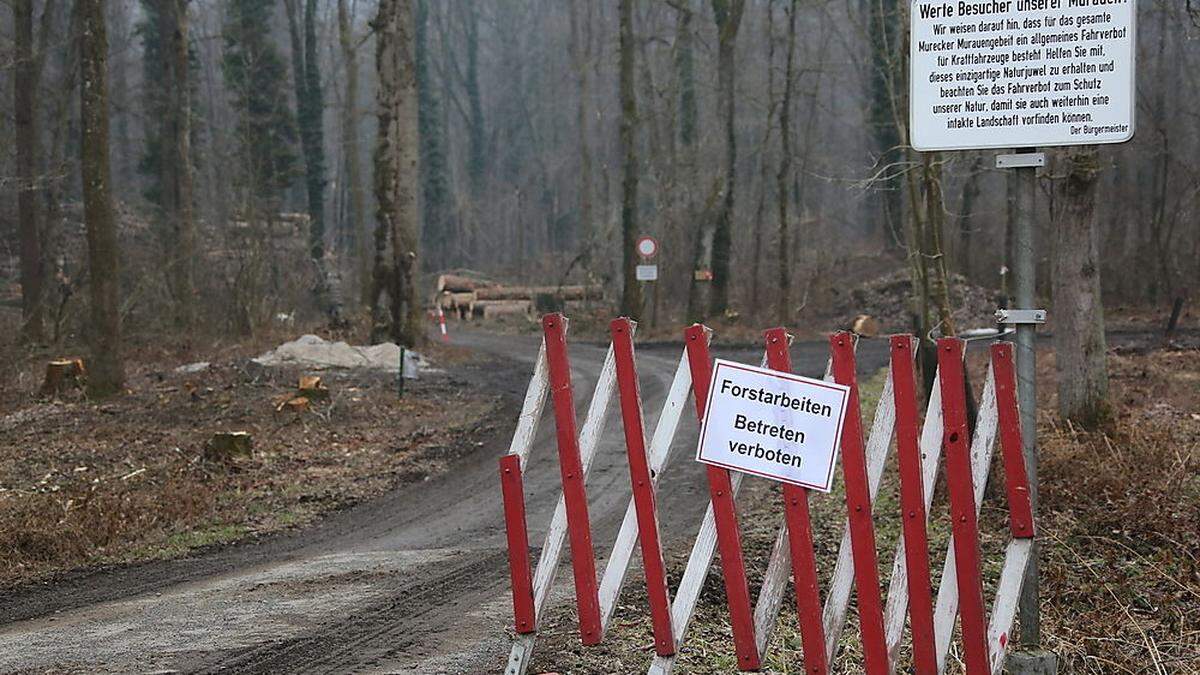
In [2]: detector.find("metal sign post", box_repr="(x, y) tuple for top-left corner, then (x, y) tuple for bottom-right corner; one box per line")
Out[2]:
(996, 148), (1056, 674)
(636, 235), (660, 328)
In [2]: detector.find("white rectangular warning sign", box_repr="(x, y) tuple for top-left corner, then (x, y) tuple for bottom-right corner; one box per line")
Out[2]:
(910, 0), (1135, 151)
(696, 359), (850, 492)
(636, 264), (658, 281)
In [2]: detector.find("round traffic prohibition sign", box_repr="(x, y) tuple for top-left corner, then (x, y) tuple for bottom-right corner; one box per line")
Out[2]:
(636, 235), (659, 259)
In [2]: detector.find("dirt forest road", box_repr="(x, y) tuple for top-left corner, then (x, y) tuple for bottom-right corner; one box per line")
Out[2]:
(0, 328), (887, 674)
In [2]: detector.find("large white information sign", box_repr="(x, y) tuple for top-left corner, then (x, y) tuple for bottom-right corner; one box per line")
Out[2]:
(696, 359), (850, 492)
(910, 0), (1135, 151)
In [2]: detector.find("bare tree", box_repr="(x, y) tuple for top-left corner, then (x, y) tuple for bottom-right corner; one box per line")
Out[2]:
(618, 0), (643, 320)
(707, 0), (745, 319)
(373, 0), (423, 347)
(776, 0), (798, 325)
(159, 0), (196, 329)
(15, 0), (57, 342)
(79, 0), (125, 396)
(1052, 147), (1109, 428)
(338, 0), (369, 305)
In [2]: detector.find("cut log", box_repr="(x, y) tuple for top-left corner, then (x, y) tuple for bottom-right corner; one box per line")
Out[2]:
(40, 358), (86, 396)
(298, 375), (329, 399)
(206, 431), (253, 462)
(438, 290), (476, 312)
(474, 299), (533, 319)
(475, 284), (602, 301)
(436, 274), (494, 293)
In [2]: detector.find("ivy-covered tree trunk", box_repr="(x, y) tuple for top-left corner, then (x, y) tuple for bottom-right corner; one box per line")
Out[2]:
(708, 0), (744, 319)
(374, 0), (422, 347)
(285, 0), (326, 261)
(79, 0), (125, 396)
(222, 0), (298, 216)
(415, 0), (450, 271)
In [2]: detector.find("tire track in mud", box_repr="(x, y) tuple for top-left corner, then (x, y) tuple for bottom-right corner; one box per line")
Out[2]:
(198, 549), (509, 674)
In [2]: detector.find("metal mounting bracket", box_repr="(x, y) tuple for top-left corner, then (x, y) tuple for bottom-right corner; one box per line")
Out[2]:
(995, 308), (1047, 325)
(996, 153), (1046, 169)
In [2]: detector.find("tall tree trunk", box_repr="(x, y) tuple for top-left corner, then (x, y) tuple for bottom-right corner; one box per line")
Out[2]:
(868, 0), (903, 246)
(922, 153), (955, 337)
(160, 0), (196, 329)
(708, 0), (744, 319)
(1053, 147), (1109, 428)
(569, 0), (594, 255)
(956, 154), (983, 280)
(285, 0), (327, 261)
(618, 0), (643, 320)
(286, 0), (337, 326)
(676, 2), (708, 323)
(15, 0), (45, 342)
(415, 0), (450, 271)
(776, 0), (798, 325)
(79, 0), (125, 396)
(338, 0), (369, 306)
(374, 0), (423, 347)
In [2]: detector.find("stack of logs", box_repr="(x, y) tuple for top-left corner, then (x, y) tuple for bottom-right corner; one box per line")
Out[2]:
(435, 274), (602, 320)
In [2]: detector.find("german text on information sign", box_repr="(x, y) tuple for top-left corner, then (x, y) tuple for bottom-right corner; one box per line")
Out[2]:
(695, 359), (850, 492)
(910, 0), (1135, 151)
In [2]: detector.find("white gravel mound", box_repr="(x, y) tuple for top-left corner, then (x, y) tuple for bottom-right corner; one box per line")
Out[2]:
(252, 334), (431, 375)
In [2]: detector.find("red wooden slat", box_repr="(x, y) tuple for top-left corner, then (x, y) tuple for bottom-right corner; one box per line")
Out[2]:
(889, 335), (938, 674)
(764, 327), (828, 675)
(991, 342), (1036, 538)
(542, 313), (602, 645)
(610, 318), (675, 656)
(499, 454), (536, 634)
(937, 338), (989, 674)
(684, 324), (760, 671)
(829, 331), (888, 675)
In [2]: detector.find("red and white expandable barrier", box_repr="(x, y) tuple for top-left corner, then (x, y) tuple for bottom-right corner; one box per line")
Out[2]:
(437, 306), (448, 342)
(498, 315), (1036, 674)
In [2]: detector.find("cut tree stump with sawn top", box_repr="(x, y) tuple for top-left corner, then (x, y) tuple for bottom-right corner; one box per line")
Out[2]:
(298, 375), (329, 399)
(40, 359), (87, 396)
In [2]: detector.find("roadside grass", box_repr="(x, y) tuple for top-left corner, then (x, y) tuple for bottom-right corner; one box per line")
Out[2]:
(528, 344), (1200, 674)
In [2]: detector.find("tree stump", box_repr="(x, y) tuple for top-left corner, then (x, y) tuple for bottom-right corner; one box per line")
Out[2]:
(298, 375), (329, 400)
(851, 314), (880, 337)
(283, 396), (310, 413)
(40, 359), (86, 396)
(206, 431), (253, 462)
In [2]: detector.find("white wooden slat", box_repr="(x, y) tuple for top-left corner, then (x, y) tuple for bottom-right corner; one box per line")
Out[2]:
(647, 352), (769, 675)
(507, 341), (551, 470)
(646, 472), (746, 675)
(752, 523), (793, 657)
(882, 367), (945, 670)
(752, 356), (899, 663)
(598, 350), (693, 629)
(987, 538), (1034, 674)
(933, 362), (1000, 673)
(821, 360), (899, 664)
(507, 344), (619, 675)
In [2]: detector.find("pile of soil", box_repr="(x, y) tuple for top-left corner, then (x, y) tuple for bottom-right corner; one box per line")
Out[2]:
(834, 269), (1004, 334)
